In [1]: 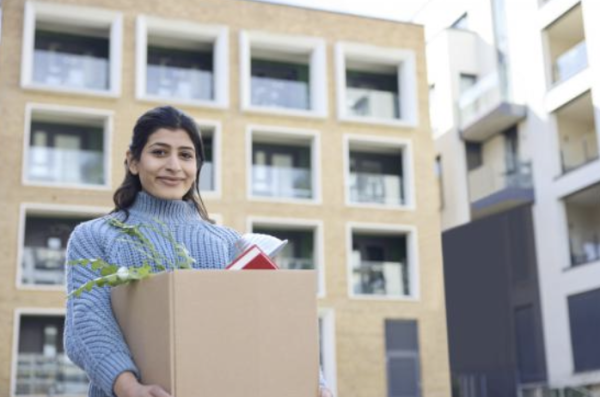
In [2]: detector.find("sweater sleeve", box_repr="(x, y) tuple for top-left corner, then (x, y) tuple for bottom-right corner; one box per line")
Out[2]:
(64, 221), (140, 397)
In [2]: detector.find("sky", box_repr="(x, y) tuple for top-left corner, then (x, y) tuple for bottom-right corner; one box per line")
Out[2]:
(252, 0), (431, 22)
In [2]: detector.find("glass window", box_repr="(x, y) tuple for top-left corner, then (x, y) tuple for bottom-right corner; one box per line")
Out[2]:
(568, 288), (600, 372)
(385, 320), (421, 397)
(349, 149), (404, 206)
(198, 127), (214, 192)
(459, 73), (477, 95)
(346, 69), (399, 119)
(564, 183), (600, 266)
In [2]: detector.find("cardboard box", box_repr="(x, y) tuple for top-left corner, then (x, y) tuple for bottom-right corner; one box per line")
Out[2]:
(111, 270), (319, 397)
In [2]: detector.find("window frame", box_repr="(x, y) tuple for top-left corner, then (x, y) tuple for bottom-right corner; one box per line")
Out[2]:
(346, 222), (420, 301)
(247, 216), (326, 298)
(336, 42), (418, 127)
(239, 30), (328, 118)
(318, 308), (338, 395)
(195, 119), (222, 199)
(135, 15), (229, 109)
(21, 1), (123, 97)
(16, 203), (110, 291)
(22, 103), (114, 190)
(343, 134), (415, 210)
(246, 125), (322, 205)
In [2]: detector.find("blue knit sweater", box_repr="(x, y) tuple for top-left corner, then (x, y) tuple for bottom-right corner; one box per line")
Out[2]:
(64, 192), (243, 396)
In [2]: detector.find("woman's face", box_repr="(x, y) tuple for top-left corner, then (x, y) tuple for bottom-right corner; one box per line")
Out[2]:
(127, 128), (198, 200)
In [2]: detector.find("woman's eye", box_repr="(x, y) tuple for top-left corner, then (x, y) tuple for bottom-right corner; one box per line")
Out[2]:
(180, 152), (194, 160)
(151, 149), (166, 156)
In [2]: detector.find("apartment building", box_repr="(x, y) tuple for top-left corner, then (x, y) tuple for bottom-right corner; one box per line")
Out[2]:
(0, 0), (450, 396)
(416, 0), (600, 396)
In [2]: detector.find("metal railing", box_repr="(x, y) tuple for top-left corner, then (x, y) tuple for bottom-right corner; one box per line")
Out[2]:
(28, 147), (104, 185)
(349, 172), (404, 206)
(33, 50), (109, 90)
(147, 64), (213, 100)
(346, 87), (399, 119)
(252, 165), (312, 199)
(468, 161), (533, 202)
(553, 41), (587, 85)
(15, 353), (88, 396)
(351, 259), (409, 297)
(21, 247), (66, 286)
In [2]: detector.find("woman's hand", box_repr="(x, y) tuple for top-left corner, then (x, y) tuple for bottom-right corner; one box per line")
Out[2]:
(319, 386), (334, 397)
(114, 371), (172, 397)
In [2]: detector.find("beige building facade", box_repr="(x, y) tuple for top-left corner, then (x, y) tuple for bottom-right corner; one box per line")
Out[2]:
(0, 0), (450, 396)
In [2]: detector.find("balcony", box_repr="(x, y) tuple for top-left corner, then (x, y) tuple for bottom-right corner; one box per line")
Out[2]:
(16, 353), (88, 395)
(199, 161), (214, 192)
(147, 64), (212, 101)
(28, 147), (104, 185)
(346, 87), (399, 119)
(21, 247), (65, 286)
(565, 183), (600, 267)
(560, 132), (599, 173)
(468, 161), (534, 218)
(251, 75), (310, 110)
(252, 165), (312, 199)
(553, 41), (587, 85)
(351, 259), (409, 297)
(459, 71), (527, 142)
(33, 50), (108, 91)
(349, 172), (404, 206)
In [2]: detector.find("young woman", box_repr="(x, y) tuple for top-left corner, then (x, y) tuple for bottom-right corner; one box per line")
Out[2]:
(64, 106), (333, 397)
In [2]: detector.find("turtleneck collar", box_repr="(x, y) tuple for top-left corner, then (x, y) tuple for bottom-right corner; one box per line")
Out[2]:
(127, 190), (200, 224)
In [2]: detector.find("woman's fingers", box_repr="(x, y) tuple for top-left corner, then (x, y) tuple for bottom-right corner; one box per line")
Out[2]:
(147, 385), (172, 397)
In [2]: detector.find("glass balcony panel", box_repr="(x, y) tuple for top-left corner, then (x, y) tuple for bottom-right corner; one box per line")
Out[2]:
(458, 72), (503, 127)
(199, 161), (214, 191)
(251, 76), (309, 110)
(21, 247), (65, 286)
(276, 257), (314, 270)
(146, 64), (213, 101)
(346, 87), (399, 119)
(560, 132), (599, 173)
(352, 258), (409, 297)
(16, 353), (88, 395)
(28, 147), (104, 185)
(252, 165), (312, 199)
(349, 172), (403, 205)
(468, 161), (532, 202)
(33, 50), (109, 90)
(553, 41), (587, 84)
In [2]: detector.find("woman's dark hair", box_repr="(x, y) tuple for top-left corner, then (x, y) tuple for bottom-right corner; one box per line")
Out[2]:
(112, 106), (212, 222)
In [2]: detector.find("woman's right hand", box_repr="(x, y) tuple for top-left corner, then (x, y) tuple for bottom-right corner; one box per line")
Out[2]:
(114, 371), (172, 397)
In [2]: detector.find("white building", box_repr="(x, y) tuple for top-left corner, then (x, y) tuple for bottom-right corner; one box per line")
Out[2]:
(416, 0), (600, 395)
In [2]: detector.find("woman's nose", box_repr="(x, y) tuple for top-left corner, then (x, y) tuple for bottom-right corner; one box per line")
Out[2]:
(165, 154), (182, 172)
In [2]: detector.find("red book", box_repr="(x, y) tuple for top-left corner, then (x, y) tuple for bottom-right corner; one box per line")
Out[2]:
(226, 245), (279, 270)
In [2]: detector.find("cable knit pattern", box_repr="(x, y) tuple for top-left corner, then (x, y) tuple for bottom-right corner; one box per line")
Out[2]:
(64, 192), (240, 397)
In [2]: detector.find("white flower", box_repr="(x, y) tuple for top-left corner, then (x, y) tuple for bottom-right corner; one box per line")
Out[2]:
(116, 266), (130, 281)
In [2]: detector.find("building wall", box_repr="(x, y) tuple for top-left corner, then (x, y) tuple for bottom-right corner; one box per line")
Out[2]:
(0, 0), (450, 396)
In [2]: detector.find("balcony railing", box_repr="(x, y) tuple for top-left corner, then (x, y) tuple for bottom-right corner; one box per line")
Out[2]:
(468, 161), (533, 202)
(252, 165), (312, 199)
(349, 172), (404, 205)
(147, 64), (213, 100)
(16, 353), (88, 396)
(251, 76), (309, 110)
(346, 87), (399, 119)
(570, 233), (600, 267)
(553, 41), (587, 85)
(28, 147), (104, 185)
(21, 247), (66, 286)
(459, 71), (504, 128)
(351, 258), (409, 297)
(33, 50), (109, 90)
(199, 161), (214, 191)
(276, 257), (314, 270)
(560, 132), (599, 173)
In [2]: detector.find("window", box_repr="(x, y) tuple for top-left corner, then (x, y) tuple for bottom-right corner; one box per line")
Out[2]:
(435, 156), (444, 210)
(21, 1), (122, 96)
(240, 31), (327, 117)
(248, 127), (320, 203)
(13, 312), (88, 396)
(23, 105), (112, 188)
(348, 224), (418, 299)
(18, 205), (105, 288)
(251, 218), (324, 296)
(136, 16), (228, 107)
(345, 136), (412, 209)
(319, 310), (337, 395)
(564, 183), (600, 267)
(196, 121), (221, 197)
(568, 288), (600, 372)
(337, 42), (417, 126)
(450, 13), (469, 30)
(459, 73), (477, 95)
(385, 320), (422, 397)
(465, 142), (483, 171)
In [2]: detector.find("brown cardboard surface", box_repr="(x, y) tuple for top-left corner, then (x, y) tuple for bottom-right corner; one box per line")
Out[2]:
(111, 270), (319, 397)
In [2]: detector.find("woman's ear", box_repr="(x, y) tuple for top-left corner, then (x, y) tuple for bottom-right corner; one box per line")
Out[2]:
(126, 150), (138, 175)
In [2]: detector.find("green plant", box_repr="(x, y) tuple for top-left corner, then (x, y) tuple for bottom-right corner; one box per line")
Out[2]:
(67, 217), (195, 299)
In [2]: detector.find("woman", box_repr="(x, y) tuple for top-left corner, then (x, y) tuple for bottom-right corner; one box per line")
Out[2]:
(64, 106), (333, 397)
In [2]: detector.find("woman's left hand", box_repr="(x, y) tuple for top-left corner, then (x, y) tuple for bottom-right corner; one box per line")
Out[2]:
(319, 387), (334, 397)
